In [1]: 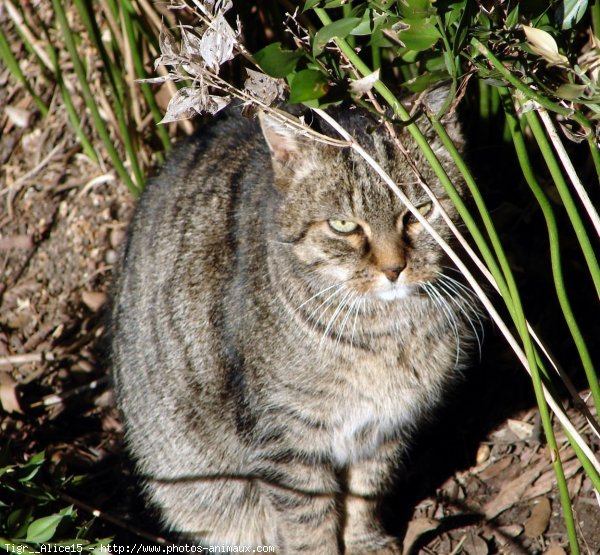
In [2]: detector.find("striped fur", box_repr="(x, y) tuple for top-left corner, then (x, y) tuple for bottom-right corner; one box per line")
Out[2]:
(111, 104), (480, 553)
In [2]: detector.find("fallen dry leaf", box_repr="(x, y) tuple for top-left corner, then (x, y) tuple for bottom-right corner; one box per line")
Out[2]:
(524, 458), (581, 501)
(0, 372), (23, 414)
(497, 524), (523, 538)
(543, 547), (567, 555)
(477, 455), (513, 480)
(462, 533), (489, 555)
(402, 517), (440, 555)
(0, 235), (34, 250)
(483, 462), (544, 518)
(350, 69), (380, 96)
(524, 497), (551, 538)
(5, 105), (32, 128)
(507, 418), (534, 440)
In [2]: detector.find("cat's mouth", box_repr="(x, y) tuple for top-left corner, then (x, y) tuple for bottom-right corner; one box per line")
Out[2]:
(372, 282), (415, 301)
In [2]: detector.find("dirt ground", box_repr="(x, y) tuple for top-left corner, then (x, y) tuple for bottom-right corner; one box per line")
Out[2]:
(1, 54), (600, 555)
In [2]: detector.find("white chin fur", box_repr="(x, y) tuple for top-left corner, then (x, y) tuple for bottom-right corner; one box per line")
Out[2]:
(375, 284), (414, 301)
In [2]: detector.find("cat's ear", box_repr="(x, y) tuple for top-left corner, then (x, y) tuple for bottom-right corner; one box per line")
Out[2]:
(258, 111), (302, 164)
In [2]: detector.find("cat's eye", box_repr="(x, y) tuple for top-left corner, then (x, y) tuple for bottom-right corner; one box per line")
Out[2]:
(404, 202), (434, 226)
(417, 202), (433, 217)
(328, 219), (360, 234)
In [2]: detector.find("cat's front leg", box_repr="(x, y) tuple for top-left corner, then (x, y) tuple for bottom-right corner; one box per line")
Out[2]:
(255, 459), (341, 554)
(343, 441), (402, 555)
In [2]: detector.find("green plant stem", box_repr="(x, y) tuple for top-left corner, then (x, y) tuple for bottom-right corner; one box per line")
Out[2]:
(478, 79), (490, 121)
(504, 97), (600, 412)
(593, 0), (600, 40)
(523, 109), (600, 300)
(73, 0), (123, 105)
(471, 38), (592, 129)
(342, 2), (356, 49)
(52, 0), (139, 196)
(121, 0), (171, 155)
(471, 37), (600, 181)
(587, 133), (600, 183)
(47, 41), (99, 163)
(371, 44), (381, 70)
(0, 26), (48, 116)
(72, 0), (145, 190)
(502, 94), (596, 549)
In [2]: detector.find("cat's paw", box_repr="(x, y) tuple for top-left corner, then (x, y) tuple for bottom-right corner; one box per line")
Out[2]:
(346, 537), (401, 555)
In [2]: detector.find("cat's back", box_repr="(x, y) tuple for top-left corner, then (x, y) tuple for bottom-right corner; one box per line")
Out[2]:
(111, 111), (270, 462)
(115, 110), (269, 309)
(127, 110), (265, 254)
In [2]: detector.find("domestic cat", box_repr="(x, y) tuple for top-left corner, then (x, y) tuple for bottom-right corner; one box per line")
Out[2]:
(111, 100), (480, 553)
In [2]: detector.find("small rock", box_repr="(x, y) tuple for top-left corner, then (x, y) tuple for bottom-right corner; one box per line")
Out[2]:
(104, 249), (118, 264)
(109, 228), (126, 249)
(81, 291), (107, 312)
(73, 360), (94, 373)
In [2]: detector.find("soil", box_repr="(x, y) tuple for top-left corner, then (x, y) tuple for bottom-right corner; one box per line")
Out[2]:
(1, 52), (599, 555)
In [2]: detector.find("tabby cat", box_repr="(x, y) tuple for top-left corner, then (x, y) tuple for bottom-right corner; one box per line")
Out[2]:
(111, 98), (479, 553)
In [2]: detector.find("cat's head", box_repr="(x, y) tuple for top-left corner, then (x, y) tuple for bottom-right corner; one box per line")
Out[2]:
(259, 101), (464, 302)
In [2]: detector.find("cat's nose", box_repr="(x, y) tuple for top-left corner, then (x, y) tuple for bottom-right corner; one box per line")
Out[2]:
(382, 265), (404, 282)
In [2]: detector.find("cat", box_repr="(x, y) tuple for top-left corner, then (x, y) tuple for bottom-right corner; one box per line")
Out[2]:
(111, 97), (480, 553)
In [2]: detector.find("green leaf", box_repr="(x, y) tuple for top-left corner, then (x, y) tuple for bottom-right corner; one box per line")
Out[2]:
(313, 17), (362, 56)
(254, 43), (304, 78)
(398, 0), (436, 19)
(397, 17), (440, 51)
(424, 54), (449, 72)
(25, 506), (75, 543)
(555, 83), (588, 99)
(303, 0), (321, 11)
(24, 451), (46, 467)
(560, 0), (588, 29)
(506, 5), (520, 28)
(16, 451), (45, 482)
(288, 69), (329, 103)
(352, 11), (395, 36)
(7, 507), (33, 538)
(368, 28), (394, 49)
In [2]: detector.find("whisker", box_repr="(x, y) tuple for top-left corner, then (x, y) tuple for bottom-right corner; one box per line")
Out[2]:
(350, 295), (364, 352)
(422, 283), (461, 367)
(435, 279), (484, 359)
(295, 282), (341, 312)
(436, 274), (486, 341)
(320, 289), (353, 347)
(336, 291), (359, 350)
(306, 285), (346, 332)
(437, 272), (482, 305)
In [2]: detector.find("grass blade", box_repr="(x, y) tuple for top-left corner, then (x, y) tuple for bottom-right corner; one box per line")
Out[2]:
(51, 0), (140, 196)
